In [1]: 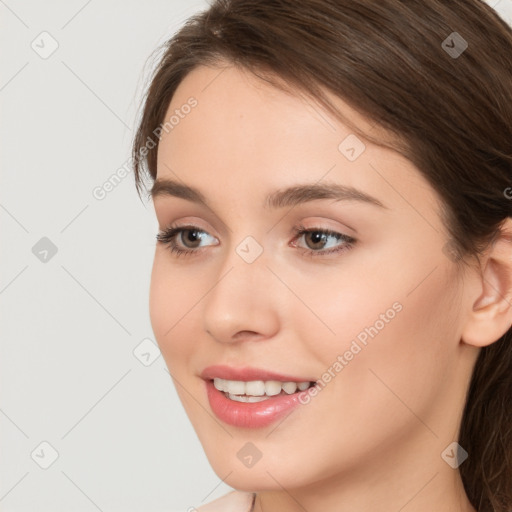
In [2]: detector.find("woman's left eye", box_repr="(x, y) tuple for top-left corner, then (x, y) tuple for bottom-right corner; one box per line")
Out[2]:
(290, 224), (356, 257)
(155, 224), (356, 258)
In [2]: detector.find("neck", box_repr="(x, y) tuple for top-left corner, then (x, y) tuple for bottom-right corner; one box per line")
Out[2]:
(251, 435), (477, 512)
(252, 474), (475, 512)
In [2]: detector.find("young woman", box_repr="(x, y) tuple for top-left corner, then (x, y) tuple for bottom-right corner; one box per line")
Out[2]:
(131, 1), (512, 511)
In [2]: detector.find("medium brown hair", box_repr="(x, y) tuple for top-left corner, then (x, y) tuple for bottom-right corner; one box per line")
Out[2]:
(131, 1), (512, 510)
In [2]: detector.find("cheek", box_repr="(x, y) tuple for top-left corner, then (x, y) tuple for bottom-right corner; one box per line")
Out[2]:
(329, 265), (460, 428)
(149, 256), (198, 371)
(307, 238), (457, 361)
(295, 249), (460, 416)
(285, 254), (404, 367)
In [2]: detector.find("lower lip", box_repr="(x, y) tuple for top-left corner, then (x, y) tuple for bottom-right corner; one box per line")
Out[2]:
(205, 380), (313, 428)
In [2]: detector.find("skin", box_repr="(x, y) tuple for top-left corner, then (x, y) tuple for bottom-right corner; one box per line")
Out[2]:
(149, 62), (512, 512)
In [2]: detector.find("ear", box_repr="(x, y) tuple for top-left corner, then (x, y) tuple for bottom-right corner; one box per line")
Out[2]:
(461, 217), (512, 348)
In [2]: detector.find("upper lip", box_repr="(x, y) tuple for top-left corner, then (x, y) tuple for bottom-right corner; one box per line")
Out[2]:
(200, 365), (315, 383)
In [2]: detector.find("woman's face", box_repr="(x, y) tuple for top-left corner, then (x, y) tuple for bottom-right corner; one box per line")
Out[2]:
(149, 63), (477, 491)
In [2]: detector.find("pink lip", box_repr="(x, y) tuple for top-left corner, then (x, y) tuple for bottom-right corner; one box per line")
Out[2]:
(200, 365), (317, 428)
(200, 364), (315, 382)
(204, 380), (313, 428)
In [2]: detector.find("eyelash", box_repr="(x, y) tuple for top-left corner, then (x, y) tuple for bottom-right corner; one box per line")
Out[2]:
(156, 223), (356, 259)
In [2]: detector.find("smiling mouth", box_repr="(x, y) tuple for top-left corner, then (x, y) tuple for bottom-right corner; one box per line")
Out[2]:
(211, 377), (317, 402)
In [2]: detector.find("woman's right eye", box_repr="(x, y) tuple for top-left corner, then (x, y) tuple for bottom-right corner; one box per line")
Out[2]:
(156, 225), (218, 257)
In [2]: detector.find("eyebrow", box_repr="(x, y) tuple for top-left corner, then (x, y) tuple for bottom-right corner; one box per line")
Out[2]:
(150, 178), (387, 210)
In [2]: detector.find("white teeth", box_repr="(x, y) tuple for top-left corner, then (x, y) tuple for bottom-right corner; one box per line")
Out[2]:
(245, 380), (266, 396)
(213, 377), (312, 397)
(226, 380), (245, 395)
(281, 382), (298, 394)
(265, 380), (283, 396)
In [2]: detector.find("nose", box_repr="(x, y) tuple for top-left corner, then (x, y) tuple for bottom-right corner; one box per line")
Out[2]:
(202, 243), (281, 344)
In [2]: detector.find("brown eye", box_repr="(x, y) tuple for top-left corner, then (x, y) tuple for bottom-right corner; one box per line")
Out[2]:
(156, 225), (218, 256)
(291, 225), (356, 258)
(303, 231), (330, 250)
(178, 229), (205, 249)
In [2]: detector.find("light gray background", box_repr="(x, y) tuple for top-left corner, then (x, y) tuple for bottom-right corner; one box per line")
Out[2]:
(2, 1), (511, 511)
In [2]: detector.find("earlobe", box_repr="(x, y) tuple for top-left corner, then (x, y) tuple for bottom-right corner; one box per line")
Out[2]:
(461, 218), (512, 348)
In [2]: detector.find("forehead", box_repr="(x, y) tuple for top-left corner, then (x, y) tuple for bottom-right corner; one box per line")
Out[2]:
(161, 63), (379, 149)
(155, 64), (439, 223)
(158, 65), (386, 173)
